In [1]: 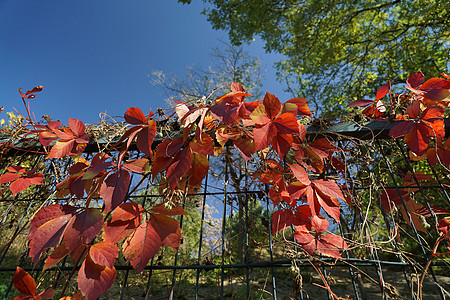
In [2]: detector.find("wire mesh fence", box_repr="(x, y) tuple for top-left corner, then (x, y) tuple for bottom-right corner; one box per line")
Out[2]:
(1, 120), (449, 300)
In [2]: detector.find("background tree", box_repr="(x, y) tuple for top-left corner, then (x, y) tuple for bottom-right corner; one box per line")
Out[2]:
(152, 42), (263, 105)
(179, 0), (450, 116)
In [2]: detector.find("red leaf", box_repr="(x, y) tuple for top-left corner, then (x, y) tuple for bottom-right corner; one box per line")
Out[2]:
(306, 187), (341, 222)
(272, 133), (293, 158)
(9, 178), (31, 195)
(263, 92), (281, 120)
(117, 126), (141, 168)
(19, 88), (36, 99)
(320, 234), (348, 251)
(389, 120), (414, 139)
(420, 77), (450, 90)
(316, 237), (345, 258)
(0, 172), (21, 184)
(289, 164), (311, 185)
(230, 82), (244, 92)
(348, 99), (375, 107)
(150, 214), (182, 249)
(249, 103), (270, 125)
(253, 122), (275, 151)
(273, 113), (299, 134)
(151, 203), (187, 216)
(124, 107), (147, 125)
(83, 153), (112, 179)
(294, 217), (348, 258)
(269, 177), (291, 205)
(78, 255), (116, 300)
(7, 166), (26, 173)
(123, 158), (150, 173)
(380, 189), (410, 213)
(13, 267), (36, 296)
(311, 215), (329, 236)
(112, 202), (145, 222)
(89, 241), (119, 268)
(302, 147), (325, 173)
(406, 72), (425, 89)
(28, 213), (73, 265)
(185, 153), (209, 186)
(416, 206), (450, 217)
(27, 173), (44, 185)
(438, 217), (450, 236)
(210, 92), (250, 124)
(421, 105), (445, 120)
(37, 288), (55, 299)
(257, 159), (282, 184)
(103, 202), (143, 243)
(123, 214), (181, 273)
(151, 137), (184, 177)
(63, 208), (103, 255)
(376, 81), (390, 100)
(100, 169), (130, 213)
(404, 123), (433, 156)
(166, 147), (193, 190)
(407, 101), (420, 119)
(122, 220), (157, 273)
(25, 86), (44, 95)
(189, 134), (214, 156)
(155, 137), (185, 158)
(68, 118), (86, 137)
(28, 204), (77, 239)
(312, 179), (344, 200)
(272, 210), (294, 233)
(136, 120), (157, 157)
(400, 198), (427, 232)
(293, 226), (315, 252)
(233, 134), (255, 162)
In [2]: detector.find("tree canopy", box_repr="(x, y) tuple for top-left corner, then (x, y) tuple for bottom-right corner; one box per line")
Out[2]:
(180, 0), (450, 115)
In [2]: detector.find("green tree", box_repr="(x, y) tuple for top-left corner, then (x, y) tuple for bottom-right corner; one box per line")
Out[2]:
(180, 0), (450, 115)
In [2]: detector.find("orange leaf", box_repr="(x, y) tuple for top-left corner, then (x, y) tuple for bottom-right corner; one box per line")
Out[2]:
(68, 118), (86, 137)
(123, 215), (181, 273)
(48, 140), (76, 158)
(13, 267), (36, 296)
(185, 153), (209, 186)
(44, 244), (69, 270)
(151, 203), (187, 216)
(89, 241), (119, 268)
(63, 208), (103, 256)
(77, 255), (116, 300)
(289, 164), (311, 185)
(103, 203), (143, 243)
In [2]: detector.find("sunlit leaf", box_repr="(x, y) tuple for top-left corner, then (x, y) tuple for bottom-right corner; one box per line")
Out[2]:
(78, 255), (116, 300)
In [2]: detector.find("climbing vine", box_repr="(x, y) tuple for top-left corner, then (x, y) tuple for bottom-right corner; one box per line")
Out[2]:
(2, 72), (450, 299)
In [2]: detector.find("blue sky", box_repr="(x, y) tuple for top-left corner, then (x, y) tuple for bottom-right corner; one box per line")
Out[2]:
(0, 0), (288, 125)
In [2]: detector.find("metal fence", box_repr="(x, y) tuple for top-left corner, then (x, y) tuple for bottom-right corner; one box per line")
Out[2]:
(0, 120), (449, 299)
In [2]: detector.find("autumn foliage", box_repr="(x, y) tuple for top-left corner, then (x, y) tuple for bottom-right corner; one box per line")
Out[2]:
(2, 73), (450, 299)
